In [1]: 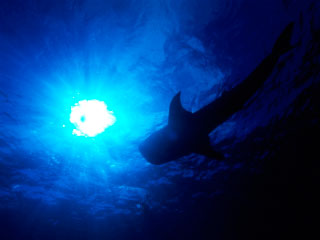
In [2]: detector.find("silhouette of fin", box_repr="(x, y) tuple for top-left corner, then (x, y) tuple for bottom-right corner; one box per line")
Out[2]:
(168, 92), (193, 127)
(272, 22), (295, 55)
(194, 137), (225, 160)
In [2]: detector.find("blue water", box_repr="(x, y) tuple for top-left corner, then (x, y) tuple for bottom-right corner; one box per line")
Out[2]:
(0, 0), (319, 239)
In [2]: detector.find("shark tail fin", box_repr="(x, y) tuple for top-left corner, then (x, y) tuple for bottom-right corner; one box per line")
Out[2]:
(272, 22), (295, 55)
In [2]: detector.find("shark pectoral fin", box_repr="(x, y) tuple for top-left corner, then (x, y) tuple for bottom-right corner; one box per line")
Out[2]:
(194, 138), (225, 160)
(168, 92), (193, 127)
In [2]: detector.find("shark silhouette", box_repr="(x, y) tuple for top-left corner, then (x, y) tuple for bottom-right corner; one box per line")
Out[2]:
(140, 23), (295, 165)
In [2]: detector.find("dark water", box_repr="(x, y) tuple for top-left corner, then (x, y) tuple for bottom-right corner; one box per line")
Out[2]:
(0, 0), (319, 239)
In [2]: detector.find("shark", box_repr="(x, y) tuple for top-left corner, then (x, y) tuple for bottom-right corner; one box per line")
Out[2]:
(139, 22), (295, 165)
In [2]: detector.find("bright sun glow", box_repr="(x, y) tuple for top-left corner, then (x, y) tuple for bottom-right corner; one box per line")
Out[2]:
(70, 100), (116, 137)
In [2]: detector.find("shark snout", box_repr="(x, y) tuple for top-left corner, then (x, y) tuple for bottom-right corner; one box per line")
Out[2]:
(139, 127), (182, 165)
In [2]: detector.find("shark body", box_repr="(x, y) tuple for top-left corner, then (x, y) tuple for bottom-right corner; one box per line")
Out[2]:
(139, 23), (294, 165)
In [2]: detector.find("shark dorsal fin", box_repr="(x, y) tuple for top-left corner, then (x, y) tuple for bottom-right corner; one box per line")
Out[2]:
(168, 92), (192, 127)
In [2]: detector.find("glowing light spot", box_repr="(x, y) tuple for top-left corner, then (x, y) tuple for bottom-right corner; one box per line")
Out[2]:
(70, 100), (116, 137)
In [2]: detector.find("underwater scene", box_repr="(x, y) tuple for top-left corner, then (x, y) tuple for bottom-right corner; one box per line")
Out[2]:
(0, 0), (319, 239)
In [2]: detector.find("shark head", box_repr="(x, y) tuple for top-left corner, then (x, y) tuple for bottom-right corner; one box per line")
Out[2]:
(139, 125), (190, 164)
(139, 92), (194, 164)
(139, 92), (225, 164)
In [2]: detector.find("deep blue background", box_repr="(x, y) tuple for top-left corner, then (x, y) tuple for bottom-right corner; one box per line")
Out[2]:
(0, 0), (319, 239)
